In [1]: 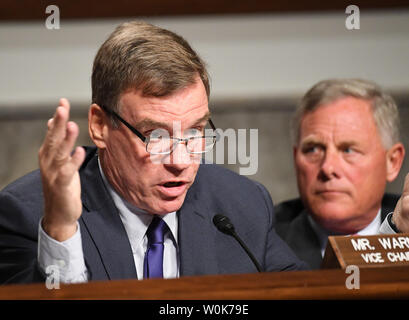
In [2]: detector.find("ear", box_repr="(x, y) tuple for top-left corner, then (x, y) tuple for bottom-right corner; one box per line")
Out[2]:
(88, 104), (109, 149)
(386, 142), (405, 182)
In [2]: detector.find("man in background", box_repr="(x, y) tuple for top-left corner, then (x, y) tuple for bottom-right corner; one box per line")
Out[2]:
(274, 79), (406, 269)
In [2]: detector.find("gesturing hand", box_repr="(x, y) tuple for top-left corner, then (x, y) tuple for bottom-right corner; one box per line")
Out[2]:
(39, 98), (86, 241)
(392, 173), (409, 233)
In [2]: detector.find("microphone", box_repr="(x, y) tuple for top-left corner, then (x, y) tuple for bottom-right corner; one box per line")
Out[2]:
(213, 214), (262, 272)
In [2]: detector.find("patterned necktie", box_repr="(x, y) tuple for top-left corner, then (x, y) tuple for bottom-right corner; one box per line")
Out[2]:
(144, 215), (168, 279)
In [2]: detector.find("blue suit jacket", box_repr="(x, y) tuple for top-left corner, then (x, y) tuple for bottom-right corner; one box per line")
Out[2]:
(0, 147), (307, 284)
(274, 195), (399, 269)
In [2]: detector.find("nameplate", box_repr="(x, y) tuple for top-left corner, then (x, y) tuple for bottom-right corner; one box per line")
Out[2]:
(321, 233), (409, 269)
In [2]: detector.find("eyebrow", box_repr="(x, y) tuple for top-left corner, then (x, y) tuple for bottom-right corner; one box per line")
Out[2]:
(299, 136), (323, 146)
(338, 141), (359, 148)
(300, 137), (359, 148)
(136, 111), (211, 131)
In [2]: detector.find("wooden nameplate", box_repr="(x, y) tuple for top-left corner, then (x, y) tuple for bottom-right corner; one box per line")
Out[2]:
(321, 233), (409, 269)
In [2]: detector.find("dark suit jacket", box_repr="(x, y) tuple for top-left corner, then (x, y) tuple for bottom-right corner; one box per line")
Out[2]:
(0, 147), (306, 284)
(274, 194), (400, 269)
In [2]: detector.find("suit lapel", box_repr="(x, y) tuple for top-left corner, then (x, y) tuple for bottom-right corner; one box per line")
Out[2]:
(286, 211), (323, 269)
(79, 151), (137, 280)
(178, 178), (219, 276)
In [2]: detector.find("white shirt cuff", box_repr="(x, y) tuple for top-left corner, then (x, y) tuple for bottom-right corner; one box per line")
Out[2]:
(38, 219), (88, 283)
(379, 212), (397, 235)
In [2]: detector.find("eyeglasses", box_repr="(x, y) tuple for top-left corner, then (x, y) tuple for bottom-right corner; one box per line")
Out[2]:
(100, 105), (217, 155)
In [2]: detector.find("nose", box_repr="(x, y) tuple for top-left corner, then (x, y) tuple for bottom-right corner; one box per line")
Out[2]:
(318, 148), (341, 180)
(164, 140), (194, 172)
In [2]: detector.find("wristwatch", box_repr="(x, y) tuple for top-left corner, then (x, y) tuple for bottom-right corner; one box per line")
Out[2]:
(387, 213), (401, 233)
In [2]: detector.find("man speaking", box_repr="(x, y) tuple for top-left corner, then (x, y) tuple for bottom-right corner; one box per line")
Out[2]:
(0, 21), (306, 284)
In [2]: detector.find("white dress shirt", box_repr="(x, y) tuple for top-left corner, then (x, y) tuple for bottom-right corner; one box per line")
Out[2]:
(99, 162), (179, 280)
(379, 212), (398, 234)
(308, 209), (383, 257)
(38, 159), (179, 283)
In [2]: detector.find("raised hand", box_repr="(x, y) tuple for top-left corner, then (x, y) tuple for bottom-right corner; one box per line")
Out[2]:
(393, 173), (409, 233)
(39, 98), (86, 241)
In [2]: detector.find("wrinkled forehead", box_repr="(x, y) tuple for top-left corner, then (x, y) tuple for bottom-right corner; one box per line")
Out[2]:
(121, 78), (208, 111)
(136, 111), (211, 132)
(299, 99), (380, 144)
(117, 84), (210, 133)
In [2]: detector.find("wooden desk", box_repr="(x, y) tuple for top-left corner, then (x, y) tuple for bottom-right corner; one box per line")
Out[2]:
(0, 266), (409, 300)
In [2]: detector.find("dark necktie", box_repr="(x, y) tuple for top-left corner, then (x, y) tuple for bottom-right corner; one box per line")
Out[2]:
(143, 215), (168, 279)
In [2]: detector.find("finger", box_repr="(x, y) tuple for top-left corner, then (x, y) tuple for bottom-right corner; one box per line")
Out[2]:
(50, 98), (71, 139)
(47, 118), (54, 129)
(59, 98), (70, 111)
(44, 104), (70, 151)
(69, 146), (86, 171)
(402, 173), (409, 197)
(52, 106), (69, 140)
(40, 99), (72, 165)
(400, 173), (409, 215)
(52, 146), (85, 186)
(57, 121), (80, 160)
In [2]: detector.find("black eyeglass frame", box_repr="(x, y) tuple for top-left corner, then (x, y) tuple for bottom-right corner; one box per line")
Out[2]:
(100, 105), (217, 155)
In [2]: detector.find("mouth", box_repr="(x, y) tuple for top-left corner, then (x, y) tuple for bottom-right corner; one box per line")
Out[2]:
(316, 189), (345, 193)
(158, 180), (189, 198)
(315, 190), (348, 197)
(162, 181), (185, 188)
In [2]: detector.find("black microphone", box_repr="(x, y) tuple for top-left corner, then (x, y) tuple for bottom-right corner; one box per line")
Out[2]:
(213, 214), (262, 272)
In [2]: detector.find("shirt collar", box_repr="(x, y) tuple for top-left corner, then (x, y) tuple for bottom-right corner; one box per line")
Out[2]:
(97, 157), (178, 247)
(308, 208), (382, 257)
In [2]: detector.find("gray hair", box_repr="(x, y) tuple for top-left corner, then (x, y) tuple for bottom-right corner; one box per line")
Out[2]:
(291, 78), (401, 149)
